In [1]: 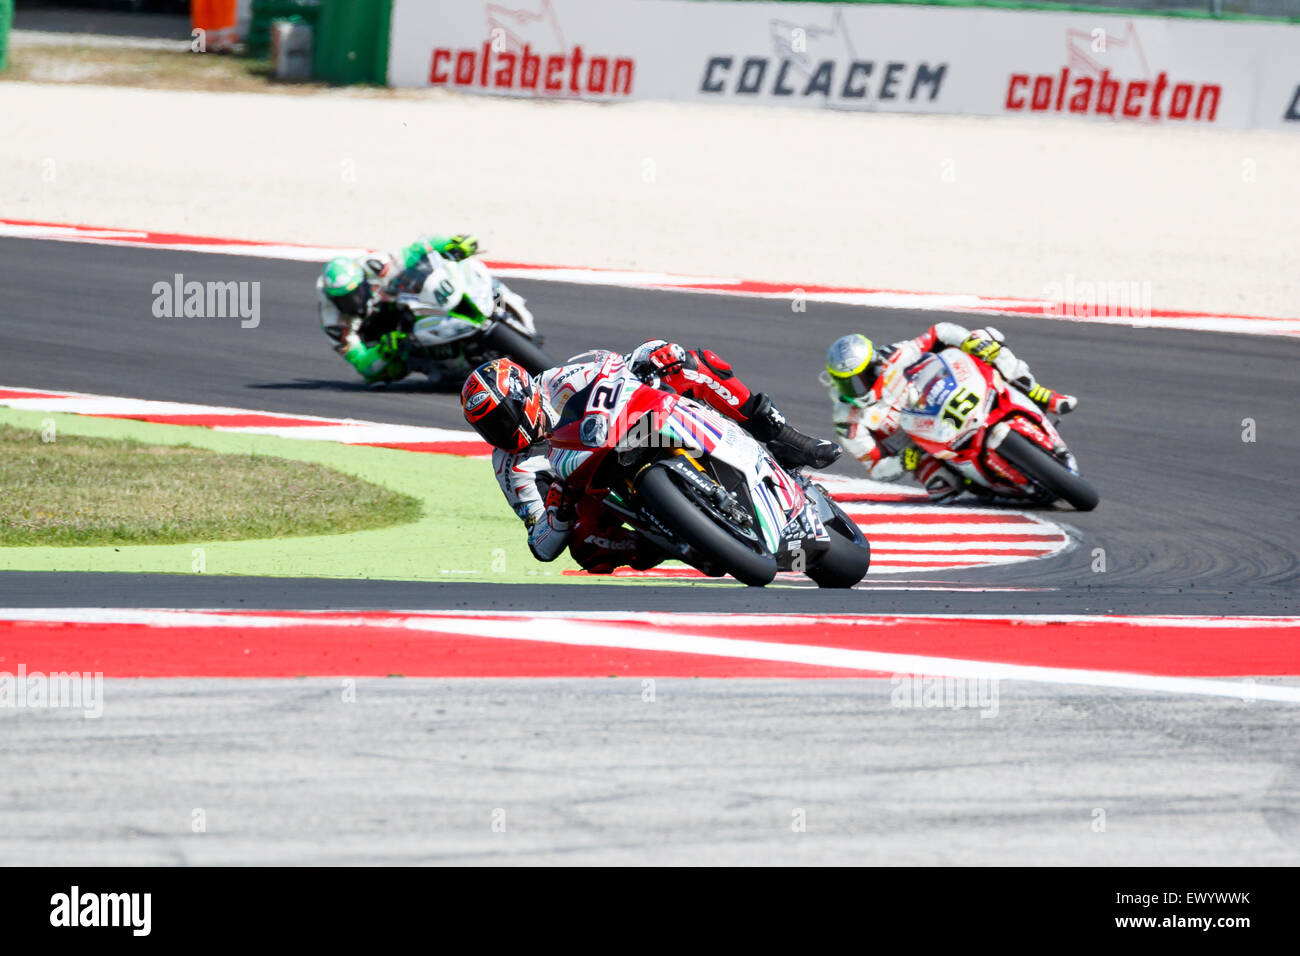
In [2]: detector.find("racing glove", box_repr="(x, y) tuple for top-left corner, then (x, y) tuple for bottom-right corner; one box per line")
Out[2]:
(442, 234), (479, 261)
(544, 480), (578, 523)
(960, 328), (1004, 365)
(377, 330), (408, 358)
(636, 342), (690, 380)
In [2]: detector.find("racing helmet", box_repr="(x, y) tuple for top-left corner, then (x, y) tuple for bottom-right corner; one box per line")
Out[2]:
(825, 333), (883, 400)
(461, 358), (551, 452)
(321, 257), (371, 319)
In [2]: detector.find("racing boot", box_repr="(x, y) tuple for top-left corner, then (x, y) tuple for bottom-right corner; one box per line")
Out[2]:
(569, 507), (666, 574)
(345, 330), (409, 387)
(916, 455), (964, 502)
(739, 393), (842, 470)
(1025, 383), (1078, 415)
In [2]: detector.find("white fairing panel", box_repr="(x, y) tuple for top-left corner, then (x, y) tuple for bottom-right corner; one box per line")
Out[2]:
(410, 314), (479, 346)
(457, 258), (498, 318)
(899, 348), (993, 451)
(669, 396), (809, 554)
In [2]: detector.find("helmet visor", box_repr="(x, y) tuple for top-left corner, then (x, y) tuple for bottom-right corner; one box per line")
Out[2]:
(464, 382), (550, 452)
(474, 403), (530, 451)
(831, 366), (875, 400)
(329, 281), (370, 317)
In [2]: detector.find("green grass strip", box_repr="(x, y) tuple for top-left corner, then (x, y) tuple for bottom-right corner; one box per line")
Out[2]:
(0, 406), (580, 583)
(0, 422), (420, 547)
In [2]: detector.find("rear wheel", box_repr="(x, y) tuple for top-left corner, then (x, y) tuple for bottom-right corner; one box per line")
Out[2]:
(637, 464), (777, 587)
(484, 321), (554, 376)
(996, 430), (1099, 511)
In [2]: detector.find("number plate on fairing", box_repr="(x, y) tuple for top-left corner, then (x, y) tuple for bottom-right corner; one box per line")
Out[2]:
(901, 352), (989, 446)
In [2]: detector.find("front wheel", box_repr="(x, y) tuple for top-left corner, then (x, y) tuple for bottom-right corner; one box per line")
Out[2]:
(996, 430), (1099, 511)
(637, 464), (777, 587)
(483, 320), (553, 376)
(807, 496), (871, 588)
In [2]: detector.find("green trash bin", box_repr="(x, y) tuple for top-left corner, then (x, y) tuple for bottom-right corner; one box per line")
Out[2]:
(0, 0), (13, 74)
(313, 0), (392, 85)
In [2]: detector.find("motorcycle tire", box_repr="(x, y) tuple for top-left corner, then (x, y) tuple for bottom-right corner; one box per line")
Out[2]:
(637, 464), (778, 587)
(484, 321), (554, 376)
(806, 499), (871, 589)
(996, 430), (1099, 511)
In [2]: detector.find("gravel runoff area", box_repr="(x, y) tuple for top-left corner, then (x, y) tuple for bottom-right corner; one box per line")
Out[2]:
(1, 80), (1297, 318)
(3, 678), (1298, 866)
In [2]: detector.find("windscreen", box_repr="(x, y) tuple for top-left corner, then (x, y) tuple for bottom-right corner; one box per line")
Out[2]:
(907, 356), (958, 416)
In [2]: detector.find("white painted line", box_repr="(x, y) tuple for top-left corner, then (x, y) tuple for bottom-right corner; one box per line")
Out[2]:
(874, 541), (1059, 552)
(4, 218), (1298, 338)
(0, 396), (254, 417)
(3, 607), (1296, 703)
(849, 523), (1063, 535)
(215, 423), (474, 443)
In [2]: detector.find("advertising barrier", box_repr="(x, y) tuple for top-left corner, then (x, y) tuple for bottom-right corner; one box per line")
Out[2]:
(387, 0), (1300, 130)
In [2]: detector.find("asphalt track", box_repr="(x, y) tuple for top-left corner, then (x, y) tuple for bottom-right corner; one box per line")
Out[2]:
(7, 678), (1299, 866)
(2, 236), (1298, 866)
(0, 236), (1296, 612)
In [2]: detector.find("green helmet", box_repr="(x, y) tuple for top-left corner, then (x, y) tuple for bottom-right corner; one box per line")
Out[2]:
(321, 257), (370, 317)
(826, 333), (881, 399)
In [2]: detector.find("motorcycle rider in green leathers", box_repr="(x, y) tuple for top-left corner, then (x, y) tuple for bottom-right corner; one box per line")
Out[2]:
(316, 234), (479, 385)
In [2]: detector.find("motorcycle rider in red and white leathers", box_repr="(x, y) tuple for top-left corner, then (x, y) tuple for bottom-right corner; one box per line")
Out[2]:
(824, 323), (1077, 501)
(461, 341), (841, 573)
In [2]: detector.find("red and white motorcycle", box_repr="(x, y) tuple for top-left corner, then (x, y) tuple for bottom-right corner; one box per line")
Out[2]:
(897, 348), (1099, 510)
(550, 352), (871, 587)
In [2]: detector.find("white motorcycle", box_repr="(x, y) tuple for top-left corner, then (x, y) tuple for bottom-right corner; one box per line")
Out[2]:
(367, 253), (552, 382)
(550, 351), (872, 587)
